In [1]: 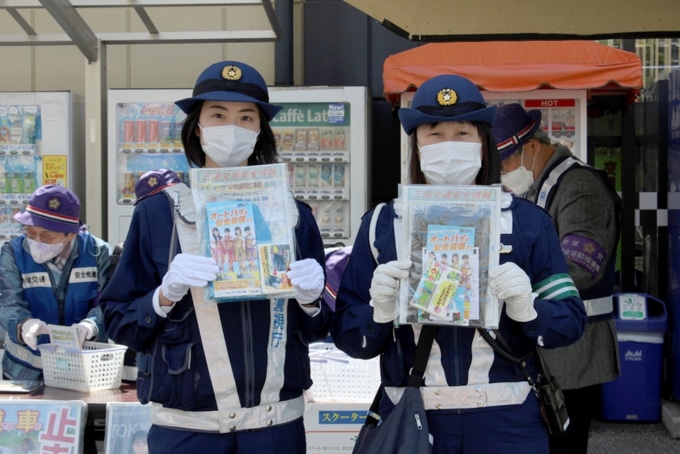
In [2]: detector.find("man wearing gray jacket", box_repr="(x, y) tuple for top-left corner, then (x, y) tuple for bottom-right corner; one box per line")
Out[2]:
(493, 103), (621, 454)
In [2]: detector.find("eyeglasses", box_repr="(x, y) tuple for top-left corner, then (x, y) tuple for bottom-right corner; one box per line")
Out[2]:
(21, 226), (67, 244)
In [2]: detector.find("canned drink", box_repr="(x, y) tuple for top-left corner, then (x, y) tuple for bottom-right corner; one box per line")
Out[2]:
(295, 165), (306, 187)
(122, 172), (135, 200)
(334, 204), (344, 225)
(9, 171), (22, 194)
(160, 120), (172, 141)
(23, 171), (35, 194)
(333, 163), (345, 187)
(321, 206), (331, 225)
(172, 120), (184, 150)
(123, 119), (134, 143)
(320, 164), (333, 187)
(147, 120), (159, 143)
(333, 129), (346, 150)
(307, 164), (319, 187)
(135, 120), (147, 144)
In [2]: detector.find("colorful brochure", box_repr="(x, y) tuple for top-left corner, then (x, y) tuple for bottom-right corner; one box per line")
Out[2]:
(398, 184), (501, 328)
(410, 225), (480, 324)
(191, 163), (298, 302)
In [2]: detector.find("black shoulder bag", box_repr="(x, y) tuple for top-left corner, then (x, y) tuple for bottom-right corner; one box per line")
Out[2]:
(477, 328), (570, 435)
(352, 326), (436, 454)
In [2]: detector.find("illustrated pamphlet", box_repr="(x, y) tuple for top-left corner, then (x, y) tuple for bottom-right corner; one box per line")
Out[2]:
(191, 163), (298, 302)
(398, 185), (501, 328)
(206, 201), (263, 299)
(410, 225), (480, 325)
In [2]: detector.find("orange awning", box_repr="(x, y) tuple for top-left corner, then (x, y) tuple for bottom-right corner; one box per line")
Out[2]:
(383, 41), (643, 105)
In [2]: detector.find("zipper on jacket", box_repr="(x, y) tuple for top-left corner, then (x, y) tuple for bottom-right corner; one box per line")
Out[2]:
(415, 412), (423, 430)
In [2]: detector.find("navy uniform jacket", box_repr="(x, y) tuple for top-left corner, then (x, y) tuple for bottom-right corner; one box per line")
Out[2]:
(99, 190), (329, 413)
(330, 195), (586, 406)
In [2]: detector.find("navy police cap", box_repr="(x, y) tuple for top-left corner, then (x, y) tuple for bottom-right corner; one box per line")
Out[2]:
(398, 74), (497, 135)
(176, 61), (283, 121)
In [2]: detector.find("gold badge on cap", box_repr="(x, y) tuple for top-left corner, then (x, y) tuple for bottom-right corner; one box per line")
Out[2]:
(437, 88), (458, 106)
(222, 65), (243, 81)
(147, 176), (159, 189)
(48, 197), (61, 211)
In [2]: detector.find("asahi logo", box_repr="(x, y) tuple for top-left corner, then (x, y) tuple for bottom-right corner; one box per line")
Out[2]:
(624, 350), (643, 361)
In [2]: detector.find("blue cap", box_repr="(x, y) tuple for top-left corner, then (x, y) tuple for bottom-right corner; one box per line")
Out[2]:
(176, 61), (283, 121)
(492, 103), (542, 161)
(398, 74), (497, 135)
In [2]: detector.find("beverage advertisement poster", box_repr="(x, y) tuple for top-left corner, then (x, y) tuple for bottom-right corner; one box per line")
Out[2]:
(191, 163), (298, 303)
(0, 400), (86, 453)
(104, 402), (151, 454)
(398, 185), (501, 328)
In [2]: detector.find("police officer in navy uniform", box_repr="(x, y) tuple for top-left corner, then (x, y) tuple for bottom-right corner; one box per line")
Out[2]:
(330, 75), (587, 453)
(99, 61), (328, 453)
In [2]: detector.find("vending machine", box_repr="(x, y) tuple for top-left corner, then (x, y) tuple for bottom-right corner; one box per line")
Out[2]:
(398, 90), (588, 184)
(106, 89), (191, 245)
(269, 86), (369, 247)
(0, 91), (83, 244)
(107, 86), (370, 248)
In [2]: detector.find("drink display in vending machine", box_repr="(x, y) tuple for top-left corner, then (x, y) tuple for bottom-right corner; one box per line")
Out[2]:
(269, 87), (369, 247)
(0, 104), (47, 241)
(272, 106), (352, 242)
(107, 89), (192, 245)
(113, 101), (189, 205)
(0, 92), (80, 245)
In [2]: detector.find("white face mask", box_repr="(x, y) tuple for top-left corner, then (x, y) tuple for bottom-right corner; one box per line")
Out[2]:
(27, 237), (65, 264)
(418, 141), (482, 185)
(501, 147), (535, 196)
(200, 124), (259, 167)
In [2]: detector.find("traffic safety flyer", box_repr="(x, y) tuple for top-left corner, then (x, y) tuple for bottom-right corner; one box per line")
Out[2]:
(190, 163), (298, 303)
(397, 184), (501, 328)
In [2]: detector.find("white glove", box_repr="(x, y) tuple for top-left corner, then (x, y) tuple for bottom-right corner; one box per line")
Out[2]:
(489, 262), (538, 322)
(161, 253), (219, 302)
(369, 260), (412, 323)
(21, 319), (50, 350)
(287, 258), (324, 305)
(72, 321), (98, 345)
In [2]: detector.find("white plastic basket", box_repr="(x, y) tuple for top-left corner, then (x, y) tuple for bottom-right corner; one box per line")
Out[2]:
(38, 341), (128, 392)
(308, 343), (380, 403)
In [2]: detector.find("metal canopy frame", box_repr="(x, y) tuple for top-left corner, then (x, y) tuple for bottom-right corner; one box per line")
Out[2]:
(0, 0), (282, 238)
(0, 0), (281, 62)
